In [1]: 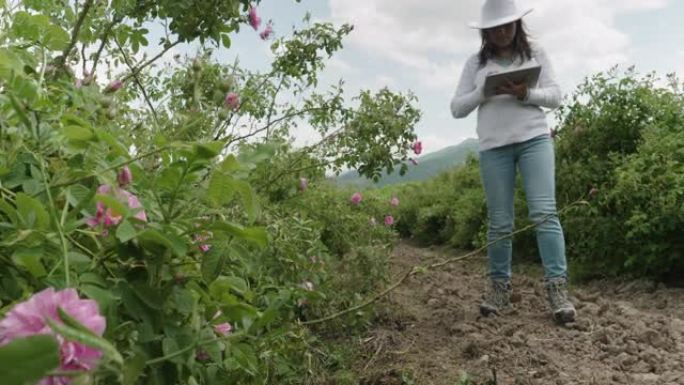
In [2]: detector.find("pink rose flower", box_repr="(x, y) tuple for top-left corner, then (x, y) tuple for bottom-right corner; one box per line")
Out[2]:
(248, 5), (261, 30)
(350, 192), (362, 205)
(213, 322), (232, 336)
(194, 231), (212, 243)
(259, 23), (273, 40)
(196, 349), (211, 362)
(0, 288), (106, 385)
(117, 166), (132, 187)
(193, 231), (213, 253)
(390, 197), (399, 207)
(224, 92), (240, 111)
(384, 215), (394, 226)
(104, 80), (123, 93)
(412, 140), (423, 155)
(86, 184), (147, 231)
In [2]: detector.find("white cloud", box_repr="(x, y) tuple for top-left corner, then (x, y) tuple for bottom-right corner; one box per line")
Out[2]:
(329, 0), (670, 92)
(371, 74), (398, 90)
(326, 56), (355, 74)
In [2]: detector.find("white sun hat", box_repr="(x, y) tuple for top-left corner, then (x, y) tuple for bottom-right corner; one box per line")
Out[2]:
(468, 0), (533, 29)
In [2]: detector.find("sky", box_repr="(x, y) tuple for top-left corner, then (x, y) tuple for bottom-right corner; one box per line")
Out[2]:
(144, 0), (684, 155)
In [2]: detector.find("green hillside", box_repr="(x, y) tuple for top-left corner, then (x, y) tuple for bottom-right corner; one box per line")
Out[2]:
(335, 138), (479, 187)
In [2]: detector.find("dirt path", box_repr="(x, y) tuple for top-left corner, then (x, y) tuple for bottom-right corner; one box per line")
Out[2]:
(355, 242), (684, 385)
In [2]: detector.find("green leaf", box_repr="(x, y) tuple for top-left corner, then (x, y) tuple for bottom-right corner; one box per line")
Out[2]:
(79, 272), (108, 287)
(0, 48), (25, 80)
(67, 252), (91, 272)
(15, 192), (50, 230)
(199, 328), (222, 362)
(211, 222), (268, 248)
(161, 338), (185, 364)
(137, 229), (187, 257)
(221, 33), (231, 49)
(201, 247), (226, 283)
(210, 276), (254, 303)
(130, 281), (163, 310)
(11, 12), (40, 41)
(219, 155), (241, 172)
(43, 24), (70, 51)
(0, 198), (18, 224)
(206, 172), (236, 207)
(237, 142), (278, 167)
(123, 348), (148, 385)
(0, 335), (60, 385)
(172, 287), (195, 315)
(63, 125), (94, 141)
(225, 343), (258, 374)
(233, 179), (259, 223)
(115, 219), (137, 242)
(47, 308), (123, 365)
(61, 113), (91, 128)
(11, 247), (46, 277)
(8, 93), (32, 130)
(194, 141), (225, 159)
(80, 284), (118, 313)
(66, 184), (92, 207)
(215, 276), (249, 296)
(93, 129), (129, 156)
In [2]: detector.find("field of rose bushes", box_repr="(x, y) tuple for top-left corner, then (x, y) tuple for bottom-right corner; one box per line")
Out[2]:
(389, 68), (684, 283)
(2, 1), (683, 384)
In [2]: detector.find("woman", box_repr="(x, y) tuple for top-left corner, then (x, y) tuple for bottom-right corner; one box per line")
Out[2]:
(451, 0), (576, 323)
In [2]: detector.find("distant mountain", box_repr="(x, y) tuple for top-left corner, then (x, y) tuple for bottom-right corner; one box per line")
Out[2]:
(335, 138), (479, 187)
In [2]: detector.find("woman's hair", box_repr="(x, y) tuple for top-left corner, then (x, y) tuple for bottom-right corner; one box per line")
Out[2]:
(478, 19), (532, 66)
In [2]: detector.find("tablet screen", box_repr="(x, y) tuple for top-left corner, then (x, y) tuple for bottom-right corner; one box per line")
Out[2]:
(484, 65), (541, 97)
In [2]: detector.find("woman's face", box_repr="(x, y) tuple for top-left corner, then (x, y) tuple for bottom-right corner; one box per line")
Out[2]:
(485, 21), (517, 50)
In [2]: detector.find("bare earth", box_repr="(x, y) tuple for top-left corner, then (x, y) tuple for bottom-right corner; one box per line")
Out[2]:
(355, 242), (684, 385)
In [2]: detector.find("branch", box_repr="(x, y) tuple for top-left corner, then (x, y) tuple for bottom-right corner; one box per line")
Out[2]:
(265, 76), (285, 139)
(90, 16), (123, 75)
(113, 37), (159, 126)
(301, 198), (591, 325)
(80, 43), (87, 75)
(213, 69), (279, 140)
(224, 106), (331, 146)
(254, 120), (354, 190)
(57, 0), (94, 67)
(120, 39), (181, 83)
(47, 145), (172, 191)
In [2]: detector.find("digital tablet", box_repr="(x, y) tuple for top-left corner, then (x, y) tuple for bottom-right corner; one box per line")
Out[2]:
(484, 65), (541, 97)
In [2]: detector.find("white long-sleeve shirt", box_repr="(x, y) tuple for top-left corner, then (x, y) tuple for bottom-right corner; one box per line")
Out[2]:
(450, 47), (561, 151)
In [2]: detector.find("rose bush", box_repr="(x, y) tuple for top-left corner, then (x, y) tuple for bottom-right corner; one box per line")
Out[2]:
(0, 1), (421, 384)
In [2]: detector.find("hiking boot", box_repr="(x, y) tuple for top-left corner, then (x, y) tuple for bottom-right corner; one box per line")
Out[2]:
(545, 277), (576, 323)
(479, 279), (511, 316)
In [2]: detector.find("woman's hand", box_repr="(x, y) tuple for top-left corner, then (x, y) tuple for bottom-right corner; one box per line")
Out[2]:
(496, 79), (528, 100)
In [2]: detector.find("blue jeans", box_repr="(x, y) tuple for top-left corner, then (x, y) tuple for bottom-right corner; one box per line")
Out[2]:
(479, 134), (567, 280)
